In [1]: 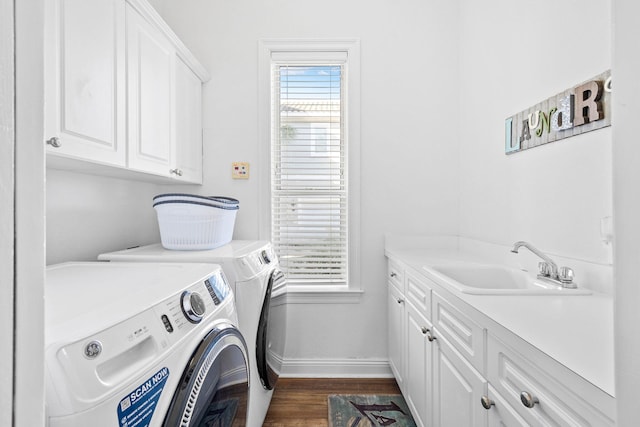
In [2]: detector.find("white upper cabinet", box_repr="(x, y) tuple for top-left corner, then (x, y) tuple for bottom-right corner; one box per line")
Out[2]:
(45, 0), (126, 167)
(173, 56), (204, 183)
(126, 2), (173, 177)
(45, 0), (209, 184)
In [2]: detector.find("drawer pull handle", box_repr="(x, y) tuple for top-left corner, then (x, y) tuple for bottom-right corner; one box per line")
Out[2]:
(46, 136), (61, 148)
(396, 298), (404, 304)
(520, 391), (539, 408)
(480, 396), (495, 410)
(390, 272), (397, 278)
(426, 330), (436, 342)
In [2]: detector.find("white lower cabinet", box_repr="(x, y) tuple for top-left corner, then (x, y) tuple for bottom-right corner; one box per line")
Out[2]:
(405, 301), (432, 427)
(487, 334), (615, 426)
(432, 334), (487, 427)
(388, 280), (405, 391)
(386, 257), (615, 427)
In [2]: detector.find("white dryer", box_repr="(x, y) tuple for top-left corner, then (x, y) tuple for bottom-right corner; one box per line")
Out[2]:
(98, 241), (287, 427)
(45, 262), (249, 427)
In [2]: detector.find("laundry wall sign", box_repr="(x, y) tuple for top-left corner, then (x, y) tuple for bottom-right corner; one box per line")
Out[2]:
(505, 70), (611, 154)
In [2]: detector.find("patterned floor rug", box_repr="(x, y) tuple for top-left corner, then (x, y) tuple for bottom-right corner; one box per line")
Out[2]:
(328, 394), (417, 427)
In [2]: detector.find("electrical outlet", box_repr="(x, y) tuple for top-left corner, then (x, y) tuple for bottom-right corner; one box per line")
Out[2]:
(232, 162), (249, 179)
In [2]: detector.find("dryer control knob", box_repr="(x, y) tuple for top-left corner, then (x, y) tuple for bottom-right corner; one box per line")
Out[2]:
(181, 291), (206, 323)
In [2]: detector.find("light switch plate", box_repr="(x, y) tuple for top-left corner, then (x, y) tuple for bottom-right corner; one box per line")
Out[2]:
(232, 162), (249, 179)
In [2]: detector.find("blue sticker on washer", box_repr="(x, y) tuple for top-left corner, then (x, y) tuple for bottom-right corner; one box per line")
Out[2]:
(117, 367), (170, 427)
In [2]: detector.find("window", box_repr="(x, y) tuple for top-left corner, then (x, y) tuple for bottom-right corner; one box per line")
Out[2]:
(273, 64), (346, 284)
(259, 40), (361, 297)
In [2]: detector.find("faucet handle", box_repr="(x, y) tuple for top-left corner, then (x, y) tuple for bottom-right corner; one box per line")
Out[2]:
(537, 261), (551, 277)
(558, 267), (577, 287)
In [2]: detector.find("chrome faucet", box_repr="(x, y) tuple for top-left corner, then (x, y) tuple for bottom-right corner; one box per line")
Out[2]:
(511, 241), (559, 279)
(511, 241), (577, 288)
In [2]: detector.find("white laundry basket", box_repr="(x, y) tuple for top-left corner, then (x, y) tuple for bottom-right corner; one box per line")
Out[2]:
(153, 200), (238, 250)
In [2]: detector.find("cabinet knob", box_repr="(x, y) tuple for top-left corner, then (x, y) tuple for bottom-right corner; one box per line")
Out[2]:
(480, 396), (495, 410)
(396, 298), (404, 304)
(520, 391), (539, 408)
(46, 137), (61, 148)
(421, 326), (429, 335)
(426, 330), (437, 342)
(390, 272), (397, 278)
(170, 168), (183, 176)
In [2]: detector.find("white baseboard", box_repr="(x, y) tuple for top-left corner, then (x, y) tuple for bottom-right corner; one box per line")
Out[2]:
(279, 357), (394, 378)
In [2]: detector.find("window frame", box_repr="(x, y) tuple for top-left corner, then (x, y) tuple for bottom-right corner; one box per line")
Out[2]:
(258, 39), (362, 303)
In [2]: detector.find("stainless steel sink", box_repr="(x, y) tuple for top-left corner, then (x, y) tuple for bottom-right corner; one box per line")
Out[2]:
(425, 263), (592, 295)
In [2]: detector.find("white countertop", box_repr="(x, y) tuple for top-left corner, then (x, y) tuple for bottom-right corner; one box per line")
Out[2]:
(385, 242), (615, 397)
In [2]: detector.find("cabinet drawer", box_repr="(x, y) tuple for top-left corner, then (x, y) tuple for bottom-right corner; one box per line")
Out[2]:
(406, 271), (431, 318)
(387, 259), (404, 290)
(487, 334), (615, 426)
(432, 292), (484, 372)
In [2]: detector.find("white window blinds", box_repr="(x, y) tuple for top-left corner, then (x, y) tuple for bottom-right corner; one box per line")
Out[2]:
(271, 63), (348, 284)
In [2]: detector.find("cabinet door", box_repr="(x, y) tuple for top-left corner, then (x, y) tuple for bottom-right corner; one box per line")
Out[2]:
(45, 0), (126, 166)
(388, 282), (405, 391)
(432, 334), (487, 427)
(405, 302), (432, 427)
(126, 3), (174, 177)
(173, 57), (203, 183)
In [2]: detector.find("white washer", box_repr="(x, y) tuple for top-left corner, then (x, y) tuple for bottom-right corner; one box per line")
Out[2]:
(98, 241), (287, 427)
(46, 262), (250, 427)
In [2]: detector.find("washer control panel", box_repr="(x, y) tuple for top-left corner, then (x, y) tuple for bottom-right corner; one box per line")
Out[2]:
(158, 269), (232, 331)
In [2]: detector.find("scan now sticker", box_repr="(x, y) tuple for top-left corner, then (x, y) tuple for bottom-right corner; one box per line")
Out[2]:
(117, 367), (170, 427)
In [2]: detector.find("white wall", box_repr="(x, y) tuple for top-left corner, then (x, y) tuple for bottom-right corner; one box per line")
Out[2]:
(612, 0), (640, 422)
(46, 170), (163, 264)
(151, 0), (461, 368)
(458, 0), (612, 267)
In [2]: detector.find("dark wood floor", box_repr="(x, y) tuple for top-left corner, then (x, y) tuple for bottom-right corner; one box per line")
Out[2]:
(262, 378), (401, 427)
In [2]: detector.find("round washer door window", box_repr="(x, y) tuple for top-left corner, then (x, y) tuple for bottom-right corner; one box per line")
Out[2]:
(163, 324), (249, 426)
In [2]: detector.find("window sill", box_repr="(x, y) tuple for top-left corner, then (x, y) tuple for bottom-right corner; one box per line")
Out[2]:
(273, 285), (364, 305)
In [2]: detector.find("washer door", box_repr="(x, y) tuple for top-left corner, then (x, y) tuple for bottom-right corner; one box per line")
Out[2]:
(256, 268), (287, 390)
(163, 323), (249, 427)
